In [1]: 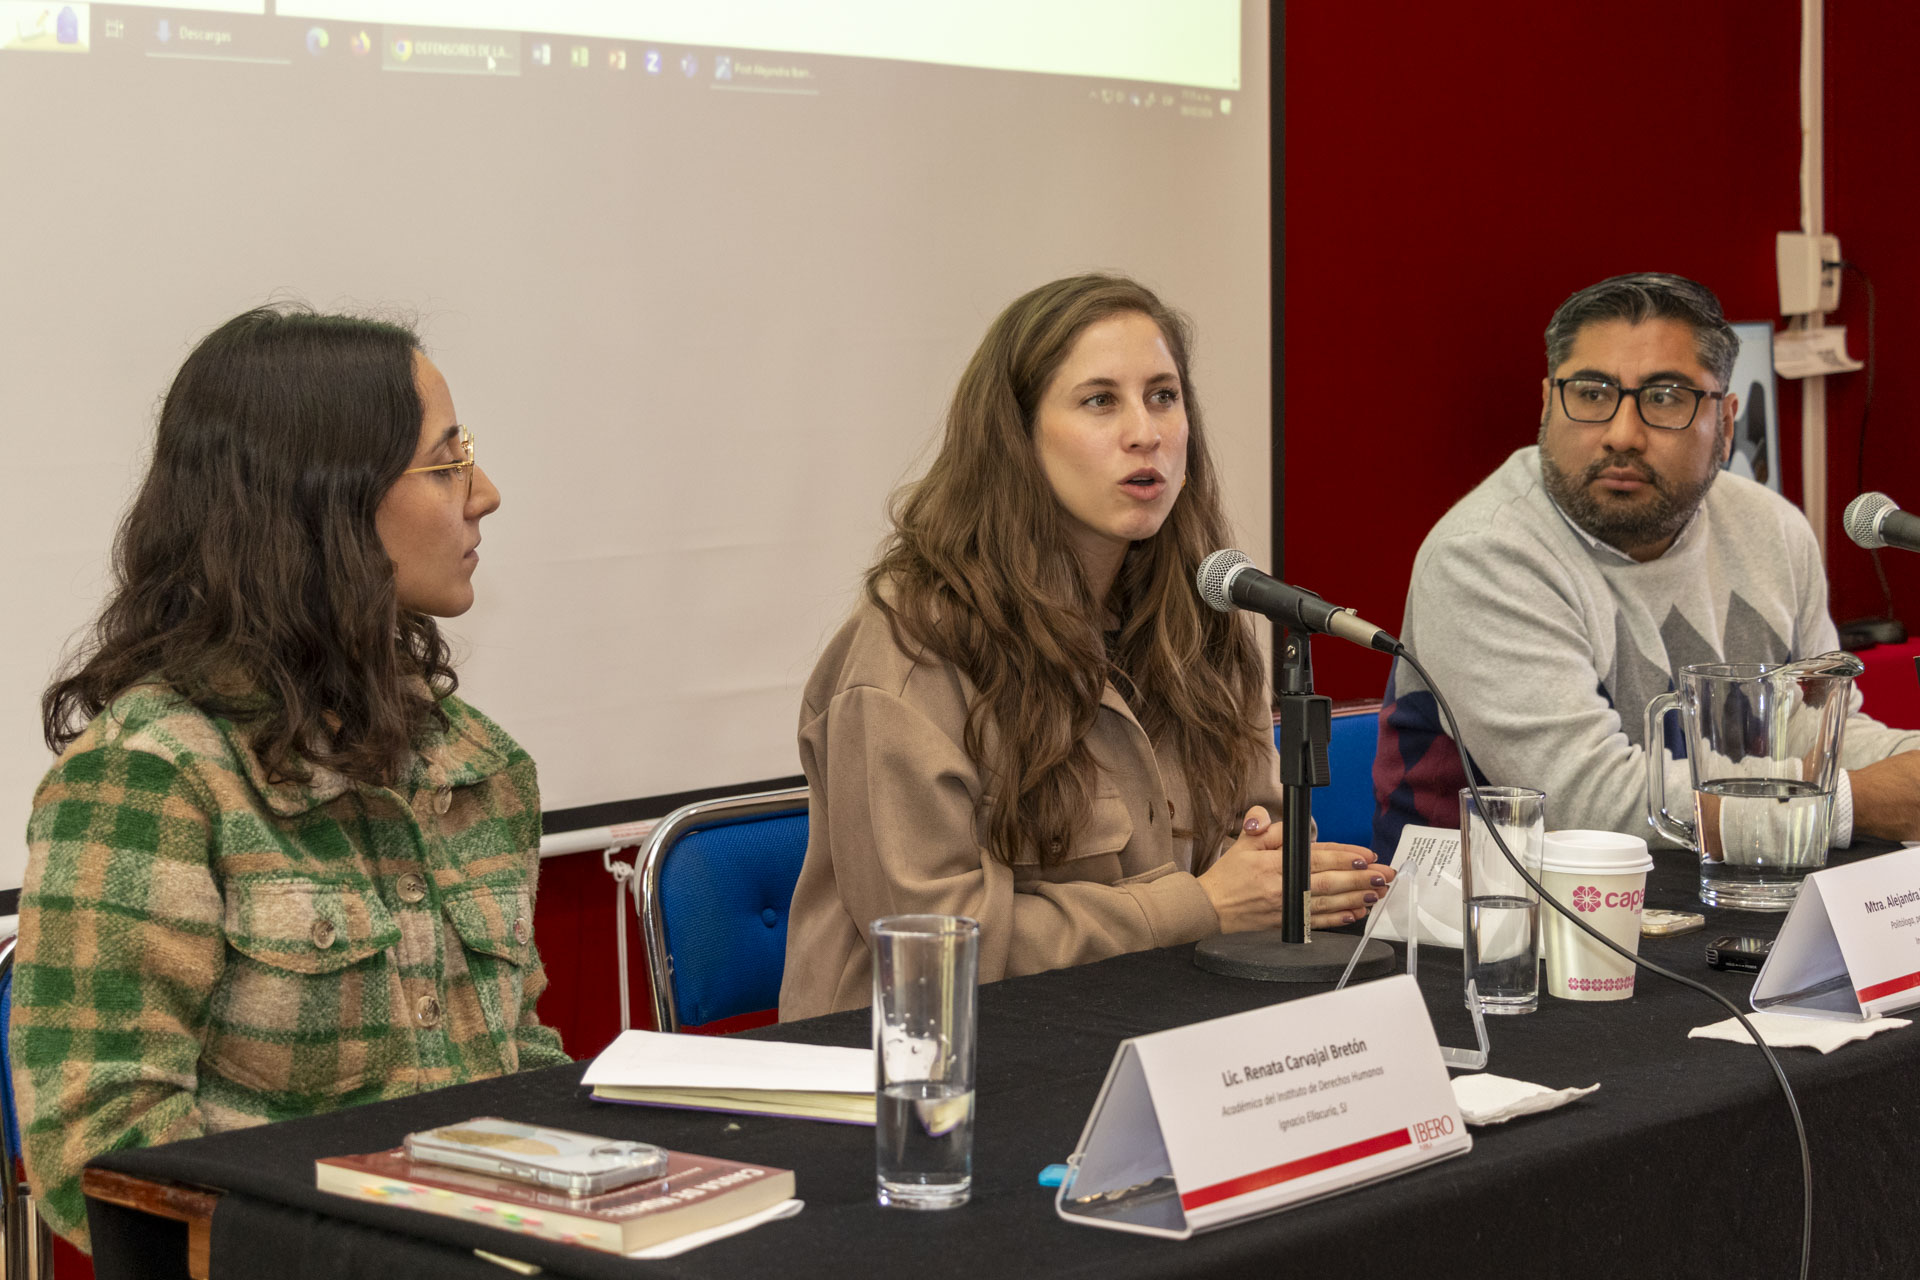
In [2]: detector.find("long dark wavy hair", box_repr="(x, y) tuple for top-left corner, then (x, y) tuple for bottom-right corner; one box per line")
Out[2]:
(42, 306), (458, 786)
(870, 274), (1269, 867)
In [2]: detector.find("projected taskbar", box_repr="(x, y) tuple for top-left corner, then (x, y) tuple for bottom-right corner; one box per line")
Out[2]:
(1, 4), (1241, 119)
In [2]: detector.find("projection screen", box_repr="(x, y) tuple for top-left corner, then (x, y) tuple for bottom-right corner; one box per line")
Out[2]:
(1, 1), (1270, 886)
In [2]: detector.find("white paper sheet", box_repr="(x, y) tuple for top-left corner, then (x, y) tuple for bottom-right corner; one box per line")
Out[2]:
(582, 1031), (872, 1094)
(1370, 825), (1464, 947)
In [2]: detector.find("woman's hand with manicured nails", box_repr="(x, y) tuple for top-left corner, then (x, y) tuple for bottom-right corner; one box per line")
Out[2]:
(1200, 806), (1396, 932)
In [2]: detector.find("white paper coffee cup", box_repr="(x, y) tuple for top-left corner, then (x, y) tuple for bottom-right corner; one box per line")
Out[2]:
(1539, 829), (1653, 1001)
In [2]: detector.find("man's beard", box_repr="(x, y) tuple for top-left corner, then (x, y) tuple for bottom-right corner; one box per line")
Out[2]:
(1537, 422), (1723, 555)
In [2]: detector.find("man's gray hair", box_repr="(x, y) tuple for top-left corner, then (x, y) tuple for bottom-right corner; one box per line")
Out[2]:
(1544, 272), (1739, 390)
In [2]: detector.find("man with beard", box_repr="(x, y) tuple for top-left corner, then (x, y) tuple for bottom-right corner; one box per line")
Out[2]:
(1372, 272), (1920, 853)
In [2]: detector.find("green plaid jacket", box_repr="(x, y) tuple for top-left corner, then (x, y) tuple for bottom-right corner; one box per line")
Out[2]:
(11, 684), (571, 1248)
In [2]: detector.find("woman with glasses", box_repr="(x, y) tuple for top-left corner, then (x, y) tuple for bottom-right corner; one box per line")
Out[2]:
(779, 274), (1390, 1019)
(14, 307), (569, 1250)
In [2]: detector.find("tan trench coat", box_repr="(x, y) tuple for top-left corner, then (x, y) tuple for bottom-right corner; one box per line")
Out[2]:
(778, 597), (1284, 1019)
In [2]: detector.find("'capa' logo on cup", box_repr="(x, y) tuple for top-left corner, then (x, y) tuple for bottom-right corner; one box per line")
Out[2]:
(1572, 884), (1646, 912)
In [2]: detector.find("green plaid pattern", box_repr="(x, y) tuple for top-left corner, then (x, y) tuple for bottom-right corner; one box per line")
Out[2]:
(11, 685), (570, 1249)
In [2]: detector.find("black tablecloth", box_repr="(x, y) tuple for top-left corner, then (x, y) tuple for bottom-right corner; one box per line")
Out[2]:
(89, 843), (1920, 1280)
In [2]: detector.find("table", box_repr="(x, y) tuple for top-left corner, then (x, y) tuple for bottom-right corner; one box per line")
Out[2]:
(84, 842), (1920, 1280)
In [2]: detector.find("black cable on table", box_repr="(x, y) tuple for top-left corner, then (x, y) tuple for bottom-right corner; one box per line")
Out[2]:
(1395, 647), (1812, 1280)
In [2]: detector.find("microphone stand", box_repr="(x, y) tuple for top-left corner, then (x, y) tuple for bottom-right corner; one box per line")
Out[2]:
(1194, 630), (1394, 983)
(1277, 628), (1323, 944)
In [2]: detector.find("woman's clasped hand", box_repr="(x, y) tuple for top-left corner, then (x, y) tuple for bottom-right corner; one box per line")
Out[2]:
(1199, 806), (1396, 933)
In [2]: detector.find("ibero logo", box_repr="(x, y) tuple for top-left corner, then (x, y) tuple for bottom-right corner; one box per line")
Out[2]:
(1573, 884), (1645, 913)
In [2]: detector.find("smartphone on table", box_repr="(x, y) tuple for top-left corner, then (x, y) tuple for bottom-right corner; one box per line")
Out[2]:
(404, 1117), (669, 1197)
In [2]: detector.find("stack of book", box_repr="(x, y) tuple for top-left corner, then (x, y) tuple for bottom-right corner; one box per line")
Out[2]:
(316, 1145), (795, 1255)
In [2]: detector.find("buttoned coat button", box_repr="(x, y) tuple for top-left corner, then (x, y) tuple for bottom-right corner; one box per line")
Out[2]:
(310, 919), (337, 950)
(397, 872), (429, 904)
(415, 995), (443, 1028)
(434, 789), (452, 815)
(511, 916), (531, 944)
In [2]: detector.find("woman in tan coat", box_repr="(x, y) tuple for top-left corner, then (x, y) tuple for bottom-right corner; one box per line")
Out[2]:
(779, 275), (1390, 1019)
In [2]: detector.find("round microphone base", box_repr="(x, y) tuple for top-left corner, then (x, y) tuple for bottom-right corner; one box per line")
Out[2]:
(1193, 931), (1395, 984)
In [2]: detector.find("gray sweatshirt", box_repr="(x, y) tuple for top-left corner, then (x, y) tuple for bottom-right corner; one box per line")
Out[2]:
(1373, 446), (1920, 852)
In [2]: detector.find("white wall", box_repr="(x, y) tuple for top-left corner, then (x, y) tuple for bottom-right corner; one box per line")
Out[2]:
(0, 2), (1269, 885)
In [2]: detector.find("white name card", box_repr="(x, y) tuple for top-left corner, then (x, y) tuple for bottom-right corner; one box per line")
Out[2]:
(1055, 974), (1469, 1239)
(1754, 847), (1920, 1021)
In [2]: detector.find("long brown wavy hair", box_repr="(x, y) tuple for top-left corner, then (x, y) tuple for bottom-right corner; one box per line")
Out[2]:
(869, 274), (1269, 867)
(42, 306), (459, 786)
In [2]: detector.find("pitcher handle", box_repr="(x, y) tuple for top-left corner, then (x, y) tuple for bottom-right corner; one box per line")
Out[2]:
(1644, 691), (1695, 849)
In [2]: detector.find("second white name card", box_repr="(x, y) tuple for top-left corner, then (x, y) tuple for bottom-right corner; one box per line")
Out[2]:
(1756, 846), (1920, 1020)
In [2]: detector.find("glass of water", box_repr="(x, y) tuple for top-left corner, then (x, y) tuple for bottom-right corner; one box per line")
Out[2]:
(871, 915), (979, 1209)
(1459, 786), (1546, 1015)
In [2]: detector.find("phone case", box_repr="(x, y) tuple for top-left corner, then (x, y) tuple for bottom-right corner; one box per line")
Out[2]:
(1641, 909), (1706, 937)
(403, 1117), (669, 1196)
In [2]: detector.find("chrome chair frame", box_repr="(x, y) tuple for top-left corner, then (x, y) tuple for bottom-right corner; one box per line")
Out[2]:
(632, 787), (810, 1033)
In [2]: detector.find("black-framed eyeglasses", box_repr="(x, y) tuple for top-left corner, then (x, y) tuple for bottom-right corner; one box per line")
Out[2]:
(1554, 378), (1724, 432)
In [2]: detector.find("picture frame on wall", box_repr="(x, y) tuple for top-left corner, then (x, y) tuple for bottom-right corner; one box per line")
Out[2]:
(1727, 321), (1781, 492)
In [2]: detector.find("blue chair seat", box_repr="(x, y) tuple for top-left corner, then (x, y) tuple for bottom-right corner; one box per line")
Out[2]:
(636, 789), (810, 1032)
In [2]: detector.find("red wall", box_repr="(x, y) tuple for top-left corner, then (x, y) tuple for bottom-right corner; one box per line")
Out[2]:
(533, 848), (657, 1058)
(1285, 1), (1920, 701)
(532, 848), (777, 1058)
(1823, 6), (1920, 628)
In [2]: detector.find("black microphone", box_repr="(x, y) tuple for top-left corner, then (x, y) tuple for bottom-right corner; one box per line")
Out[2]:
(1843, 492), (1920, 554)
(1195, 550), (1401, 654)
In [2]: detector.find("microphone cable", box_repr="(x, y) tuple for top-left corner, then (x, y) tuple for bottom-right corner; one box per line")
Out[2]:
(1393, 647), (1812, 1280)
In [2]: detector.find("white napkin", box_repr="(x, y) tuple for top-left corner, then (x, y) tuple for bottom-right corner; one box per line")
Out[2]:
(1689, 1012), (1910, 1053)
(1449, 1073), (1599, 1126)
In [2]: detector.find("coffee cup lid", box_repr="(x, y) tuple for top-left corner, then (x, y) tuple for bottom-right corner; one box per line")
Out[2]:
(1540, 828), (1653, 875)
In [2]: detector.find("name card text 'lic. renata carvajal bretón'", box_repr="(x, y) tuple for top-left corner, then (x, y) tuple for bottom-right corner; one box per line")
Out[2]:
(1058, 974), (1469, 1239)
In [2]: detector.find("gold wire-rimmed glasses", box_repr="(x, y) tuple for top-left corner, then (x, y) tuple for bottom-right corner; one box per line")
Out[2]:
(401, 426), (475, 498)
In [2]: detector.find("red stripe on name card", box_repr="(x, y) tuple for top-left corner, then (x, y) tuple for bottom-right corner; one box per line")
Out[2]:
(1856, 968), (1920, 1005)
(1179, 1128), (1412, 1211)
